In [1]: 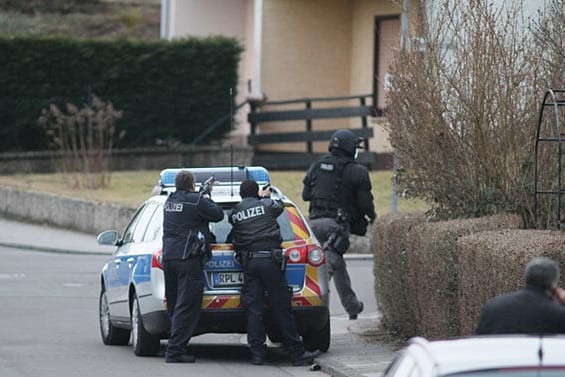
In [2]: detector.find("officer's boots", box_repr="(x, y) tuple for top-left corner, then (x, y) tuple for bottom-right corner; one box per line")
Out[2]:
(291, 349), (321, 366)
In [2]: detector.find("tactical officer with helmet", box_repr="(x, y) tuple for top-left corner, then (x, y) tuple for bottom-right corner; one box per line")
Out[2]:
(302, 129), (377, 320)
(228, 180), (321, 366)
(162, 170), (224, 363)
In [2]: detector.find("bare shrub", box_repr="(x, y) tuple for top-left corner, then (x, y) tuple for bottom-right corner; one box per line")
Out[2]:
(385, 0), (545, 224)
(38, 95), (124, 189)
(532, 0), (565, 88)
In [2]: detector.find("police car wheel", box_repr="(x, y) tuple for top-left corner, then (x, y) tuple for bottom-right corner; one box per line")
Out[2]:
(131, 294), (160, 356)
(267, 333), (282, 344)
(303, 320), (330, 352)
(99, 288), (130, 346)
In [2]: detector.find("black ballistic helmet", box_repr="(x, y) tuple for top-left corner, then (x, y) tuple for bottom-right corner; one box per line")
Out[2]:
(328, 129), (356, 157)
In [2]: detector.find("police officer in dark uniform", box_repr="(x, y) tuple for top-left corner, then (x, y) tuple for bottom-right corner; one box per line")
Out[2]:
(302, 129), (376, 320)
(162, 170), (224, 363)
(228, 180), (321, 366)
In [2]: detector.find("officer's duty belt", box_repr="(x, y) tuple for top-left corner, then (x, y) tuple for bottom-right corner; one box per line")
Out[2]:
(246, 250), (274, 258)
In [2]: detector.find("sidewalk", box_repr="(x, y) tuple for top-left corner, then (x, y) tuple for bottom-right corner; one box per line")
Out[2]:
(0, 216), (398, 377)
(0, 217), (116, 255)
(318, 313), (398, 377)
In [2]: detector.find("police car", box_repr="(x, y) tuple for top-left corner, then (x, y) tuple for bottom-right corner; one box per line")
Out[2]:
(97, 166), (330, 356)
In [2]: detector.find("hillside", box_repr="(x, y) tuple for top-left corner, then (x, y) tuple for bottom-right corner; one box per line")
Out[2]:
(0, 0), (160, 39)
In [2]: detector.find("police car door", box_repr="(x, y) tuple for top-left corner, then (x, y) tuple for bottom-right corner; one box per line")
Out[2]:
(107, 202), (157, 321)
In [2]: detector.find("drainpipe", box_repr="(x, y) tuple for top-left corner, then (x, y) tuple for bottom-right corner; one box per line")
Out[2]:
(251, 0), (264, 100)
(161, 0), (176, 40)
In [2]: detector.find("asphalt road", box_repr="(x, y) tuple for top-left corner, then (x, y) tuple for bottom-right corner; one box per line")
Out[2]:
(0, 245), (379, 377)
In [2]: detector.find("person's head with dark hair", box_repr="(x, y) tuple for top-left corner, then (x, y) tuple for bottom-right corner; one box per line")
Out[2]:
(240, 180), (259, 199)
(524, 256), (560, 290)
(175, 170), (195, 192)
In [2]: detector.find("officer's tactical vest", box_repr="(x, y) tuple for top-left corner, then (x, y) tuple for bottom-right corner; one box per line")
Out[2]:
(310, 155), (352, 219)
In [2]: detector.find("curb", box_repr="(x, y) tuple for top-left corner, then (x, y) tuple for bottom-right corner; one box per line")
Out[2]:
(316, 358), (366, 377)
(344, 253), (373, 261)
(0, 241), (112, 256)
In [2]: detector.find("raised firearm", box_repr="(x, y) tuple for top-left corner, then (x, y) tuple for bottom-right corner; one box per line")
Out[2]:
(199, 175), (215, 195)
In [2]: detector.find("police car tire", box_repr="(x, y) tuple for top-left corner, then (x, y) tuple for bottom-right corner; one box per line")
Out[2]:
(132, 294), (161, 356)
(267, 329), (282, 344)
(99, 289), (130, 346)
(303, 320), (330, 352)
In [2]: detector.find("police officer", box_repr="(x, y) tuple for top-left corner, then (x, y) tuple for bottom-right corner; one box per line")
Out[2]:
(228, 180), (321, 366)
(162, 170), (224, 363)
(302, 129), (377, 320)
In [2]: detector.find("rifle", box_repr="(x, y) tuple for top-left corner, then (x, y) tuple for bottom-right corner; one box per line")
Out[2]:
(199, 176), (215, 195)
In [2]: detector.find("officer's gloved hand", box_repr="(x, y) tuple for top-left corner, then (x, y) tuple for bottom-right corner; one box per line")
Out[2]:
(369, 212), (377, 224)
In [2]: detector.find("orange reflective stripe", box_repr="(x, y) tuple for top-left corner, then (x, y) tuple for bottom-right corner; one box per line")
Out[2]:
(286, 207), (309, 240)
(202, 295), (242, 309)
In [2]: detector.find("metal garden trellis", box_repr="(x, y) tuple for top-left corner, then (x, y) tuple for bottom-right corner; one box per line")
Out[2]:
(534, 89), (565, 229)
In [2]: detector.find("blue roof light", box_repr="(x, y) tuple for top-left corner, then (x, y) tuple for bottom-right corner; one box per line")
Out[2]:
(159, 166), (270, 187)
(247, 166), (270, 183)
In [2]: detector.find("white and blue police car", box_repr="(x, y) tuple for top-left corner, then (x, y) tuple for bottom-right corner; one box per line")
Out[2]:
(97, 166), (330, 356)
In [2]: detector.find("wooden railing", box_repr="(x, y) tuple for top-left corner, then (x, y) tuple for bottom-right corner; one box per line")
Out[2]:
(247, 94), (377, 154)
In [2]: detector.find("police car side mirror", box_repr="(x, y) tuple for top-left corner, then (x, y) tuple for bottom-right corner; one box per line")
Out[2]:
(97, 230), (120, 246)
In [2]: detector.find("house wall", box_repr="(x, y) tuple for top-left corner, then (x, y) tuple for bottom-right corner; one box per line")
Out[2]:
(350, 0), (404, 153)
(258, 0), (353, 153)
(260, 0), (404, 154)
(172, 0), (252, 145)
(169, 0), (419, 155)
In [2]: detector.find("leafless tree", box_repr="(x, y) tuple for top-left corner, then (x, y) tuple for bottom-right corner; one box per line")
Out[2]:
(385, 0), (546, 225)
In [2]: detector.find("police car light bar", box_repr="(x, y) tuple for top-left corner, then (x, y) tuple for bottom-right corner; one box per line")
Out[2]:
(159, 166), (270, 188)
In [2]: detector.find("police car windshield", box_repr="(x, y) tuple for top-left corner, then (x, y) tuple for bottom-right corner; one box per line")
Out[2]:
(209, 207), (297, 244)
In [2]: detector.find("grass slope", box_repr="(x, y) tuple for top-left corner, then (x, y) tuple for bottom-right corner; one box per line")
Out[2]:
(0, 170), (428, 216)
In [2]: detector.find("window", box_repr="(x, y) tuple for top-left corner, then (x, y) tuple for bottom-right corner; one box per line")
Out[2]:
(130, 202), (157, 243)
(384, 352), (420, 377)
(121, 205), (145, 244)
(143, 204), (163, 243)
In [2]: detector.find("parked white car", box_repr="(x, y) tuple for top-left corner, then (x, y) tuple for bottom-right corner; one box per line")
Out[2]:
(384, 335), (565, 377)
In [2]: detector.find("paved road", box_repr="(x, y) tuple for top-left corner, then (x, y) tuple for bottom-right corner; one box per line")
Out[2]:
(0, 245), (329, 377)
(0, 217), (399, 377)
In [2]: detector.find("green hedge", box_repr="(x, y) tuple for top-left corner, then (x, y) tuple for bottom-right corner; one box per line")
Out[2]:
(0, 36), (242, 151)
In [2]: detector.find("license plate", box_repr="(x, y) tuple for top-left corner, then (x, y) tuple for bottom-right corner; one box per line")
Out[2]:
(213, 271), (244, 287)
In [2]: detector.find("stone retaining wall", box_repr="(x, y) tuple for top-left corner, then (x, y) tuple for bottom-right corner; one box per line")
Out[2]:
(0, 185), (373, 253)
(0, 186), (135, 234)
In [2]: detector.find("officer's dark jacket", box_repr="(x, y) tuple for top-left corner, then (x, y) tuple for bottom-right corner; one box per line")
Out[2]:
(162, 190), (224, 261)
(302, 150), (376, 223)
(228, 196), (283, 252)
(475, 285), (565, 335)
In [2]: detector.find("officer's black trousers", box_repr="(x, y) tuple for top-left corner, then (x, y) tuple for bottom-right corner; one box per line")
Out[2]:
(241, 257), (305, 359)
(163, 257), (203, 357)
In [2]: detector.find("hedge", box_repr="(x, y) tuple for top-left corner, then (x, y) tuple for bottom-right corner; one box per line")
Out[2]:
(373, 213), (524, 339)
(0, 36), (242, 151)
(372, 212), (427, 338)
(458, 229), (565, 335)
